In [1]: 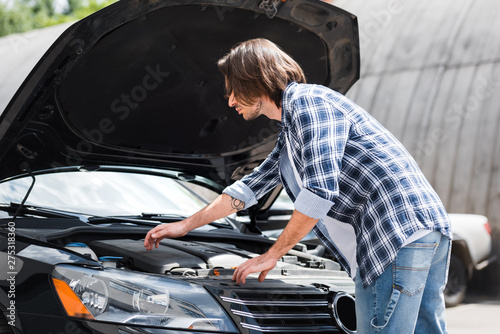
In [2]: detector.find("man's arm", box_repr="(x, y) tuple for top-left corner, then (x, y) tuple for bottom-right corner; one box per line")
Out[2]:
(144, 193), (244, 251)
(144, 136), (282, 251)
(232, 210), (319, 284)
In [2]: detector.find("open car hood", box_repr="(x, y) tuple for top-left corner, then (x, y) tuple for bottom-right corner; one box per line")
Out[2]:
(0, 0), (359, 188)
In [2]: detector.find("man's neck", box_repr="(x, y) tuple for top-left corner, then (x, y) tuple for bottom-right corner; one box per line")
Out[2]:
(261, 96), (282, 121)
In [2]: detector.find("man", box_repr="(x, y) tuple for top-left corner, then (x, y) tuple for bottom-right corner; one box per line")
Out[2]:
(144, 38), (452, 333)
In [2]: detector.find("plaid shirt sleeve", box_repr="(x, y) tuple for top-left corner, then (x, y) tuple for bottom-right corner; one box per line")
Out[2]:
(288, 95), (351, 220)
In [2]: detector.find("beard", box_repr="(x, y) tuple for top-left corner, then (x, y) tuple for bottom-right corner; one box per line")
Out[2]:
(243, 101), (262, 121)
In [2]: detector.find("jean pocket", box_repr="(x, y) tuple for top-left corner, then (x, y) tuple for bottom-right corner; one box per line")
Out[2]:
(371, 287), (401, 330)
(393, 241), (437, 296)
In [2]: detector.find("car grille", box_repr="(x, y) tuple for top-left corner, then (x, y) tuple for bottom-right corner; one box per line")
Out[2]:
(218, 289), (345, 334)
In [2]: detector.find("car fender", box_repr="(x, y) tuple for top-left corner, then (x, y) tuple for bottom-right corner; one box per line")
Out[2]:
(449, 213), (492, 268)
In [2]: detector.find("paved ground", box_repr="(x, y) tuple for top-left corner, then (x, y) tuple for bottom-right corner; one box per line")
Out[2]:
(447, 295), (500, 333)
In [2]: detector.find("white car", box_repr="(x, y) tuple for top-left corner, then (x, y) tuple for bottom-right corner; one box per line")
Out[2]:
(445, 213), (496, 307)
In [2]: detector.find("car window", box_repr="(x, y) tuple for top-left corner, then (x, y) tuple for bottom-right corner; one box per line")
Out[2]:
(271, 189), (294, 211)
(0, 171), (210, 219)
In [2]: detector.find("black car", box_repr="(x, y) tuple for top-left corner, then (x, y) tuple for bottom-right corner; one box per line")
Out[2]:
(0, 0), (360, 333)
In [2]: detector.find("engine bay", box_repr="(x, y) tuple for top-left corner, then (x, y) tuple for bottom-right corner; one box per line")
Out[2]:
(8, 216), (352, 288)
(6, 218), (357, 333)
(67, 237), (347, 281)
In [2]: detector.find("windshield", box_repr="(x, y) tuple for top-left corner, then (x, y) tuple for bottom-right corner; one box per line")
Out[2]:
(0, 171), (213, 219)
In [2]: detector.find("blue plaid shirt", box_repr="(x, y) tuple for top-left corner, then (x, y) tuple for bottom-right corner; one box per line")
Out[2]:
(224, 82), (452, 287)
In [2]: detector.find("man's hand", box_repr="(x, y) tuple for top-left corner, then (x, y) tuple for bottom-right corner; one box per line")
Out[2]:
(232, 210), (319, 284)
(232, 253), (280, 284)
(144, 221), (188, 251)
(143, 194), (245, 251)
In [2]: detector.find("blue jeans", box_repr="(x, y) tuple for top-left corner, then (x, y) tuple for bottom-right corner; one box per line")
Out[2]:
(355, 231), (451, 333)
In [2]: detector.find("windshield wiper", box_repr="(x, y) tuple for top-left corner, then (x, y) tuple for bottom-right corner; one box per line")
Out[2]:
(143, 214), (234, 229)
(88, 213), (233, 229)
(0, 203), (232, 229)
(86, 213), (186, 226)
(0, 202), (81, 220)
(0, 203), (161, 227)
(89, 213), (233, 229)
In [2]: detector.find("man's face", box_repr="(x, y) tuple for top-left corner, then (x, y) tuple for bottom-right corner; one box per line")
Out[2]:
(228, 92), (263, 121)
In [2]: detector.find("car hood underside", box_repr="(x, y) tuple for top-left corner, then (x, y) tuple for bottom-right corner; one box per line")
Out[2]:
(0, 0), (359, 188)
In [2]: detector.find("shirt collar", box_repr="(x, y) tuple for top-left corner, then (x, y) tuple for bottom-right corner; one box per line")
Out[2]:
(280, 82), (299, 130)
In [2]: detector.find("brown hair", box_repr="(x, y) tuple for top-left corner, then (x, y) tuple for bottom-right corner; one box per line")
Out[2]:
(218, 38), (306, 108)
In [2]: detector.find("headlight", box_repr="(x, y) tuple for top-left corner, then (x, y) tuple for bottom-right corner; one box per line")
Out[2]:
(51, 265), (237, 332)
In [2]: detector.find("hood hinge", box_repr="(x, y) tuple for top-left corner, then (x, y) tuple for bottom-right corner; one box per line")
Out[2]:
(247, 206), (263, 234)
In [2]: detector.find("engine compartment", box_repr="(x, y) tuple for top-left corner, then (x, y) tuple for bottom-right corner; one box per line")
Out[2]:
(89, 238), (252, 274)
(67, 237), (345, 280)
(9, 217), (350, 285)
(7, 219), (357, 333)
